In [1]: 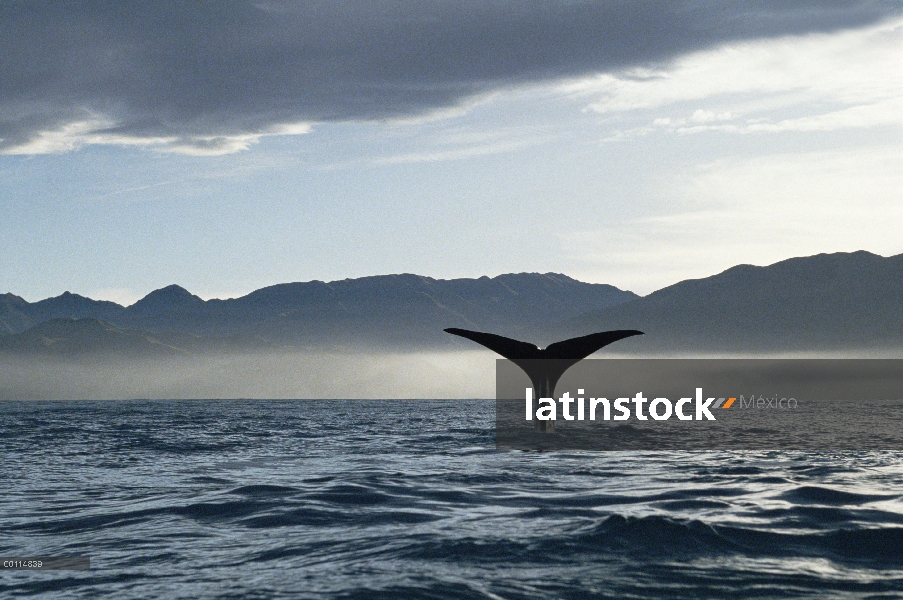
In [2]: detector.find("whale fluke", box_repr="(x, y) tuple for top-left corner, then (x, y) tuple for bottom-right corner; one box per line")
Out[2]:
(445, 327), (643, 431)
(444, 327), (643, 363)
(442, 328), (544, 361)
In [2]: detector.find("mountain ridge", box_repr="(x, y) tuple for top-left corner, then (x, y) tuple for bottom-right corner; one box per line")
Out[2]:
(1, 272), (638, 350)
(562, 250), (903, 352)
(2, 252), (901, 355)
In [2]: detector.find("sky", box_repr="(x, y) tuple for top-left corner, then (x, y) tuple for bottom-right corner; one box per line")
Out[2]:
(2, 1), (901, 305)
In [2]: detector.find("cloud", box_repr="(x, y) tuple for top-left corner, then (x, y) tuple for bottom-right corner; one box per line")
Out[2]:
(743, 98), (901, 132)
(0, 117), (312, 156)
(1, 1), (898, 155)
(371, 125), (546, 164)
(576, 18), (902, 138)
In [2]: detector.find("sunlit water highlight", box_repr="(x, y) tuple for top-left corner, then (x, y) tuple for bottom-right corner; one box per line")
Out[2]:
(1, 400), (902, 599)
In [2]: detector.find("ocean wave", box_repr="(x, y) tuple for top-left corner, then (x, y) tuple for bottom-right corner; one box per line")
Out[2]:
(2, 399), (902, 599)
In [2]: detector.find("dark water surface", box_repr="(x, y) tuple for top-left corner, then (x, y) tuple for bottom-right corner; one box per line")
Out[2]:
(1, 400), (902, 599)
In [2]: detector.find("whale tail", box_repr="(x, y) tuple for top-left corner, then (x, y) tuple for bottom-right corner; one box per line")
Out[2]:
(444, 327), (643, 399)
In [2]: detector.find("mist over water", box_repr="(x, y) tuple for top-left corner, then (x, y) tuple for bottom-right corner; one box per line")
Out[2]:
(0, 350), (496, 400)
(4, 348), (900, 401)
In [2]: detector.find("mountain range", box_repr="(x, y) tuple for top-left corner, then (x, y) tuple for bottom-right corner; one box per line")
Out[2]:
(0, 273), (636, 354)
(565, 250), (903, 352)
(2, 251), (901, 356)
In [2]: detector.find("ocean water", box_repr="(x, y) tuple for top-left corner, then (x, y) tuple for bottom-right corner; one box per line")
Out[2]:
(1, 399), (902, 599)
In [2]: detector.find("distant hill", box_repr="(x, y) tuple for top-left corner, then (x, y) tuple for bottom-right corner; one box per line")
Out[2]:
(0, 293), (29, 334)
(563, 251), (903, 352)
(0, 318), (188, 357)
(0, 273), (637, 351)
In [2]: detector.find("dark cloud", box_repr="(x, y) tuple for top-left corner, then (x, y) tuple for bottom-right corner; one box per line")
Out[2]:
(1, 1), (898, 153)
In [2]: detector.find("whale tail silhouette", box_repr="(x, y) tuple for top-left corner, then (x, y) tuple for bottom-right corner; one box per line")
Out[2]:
(445, 327), (643, 431)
